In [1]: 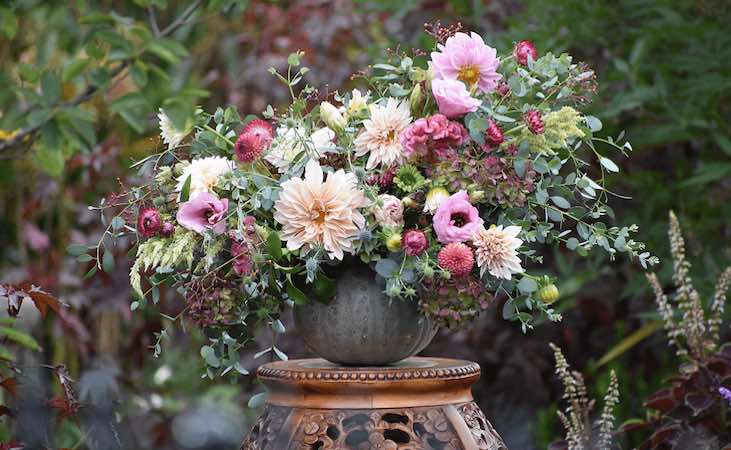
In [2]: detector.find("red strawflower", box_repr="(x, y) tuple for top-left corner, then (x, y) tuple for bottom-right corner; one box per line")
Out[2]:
(524, 109), (545, 134)
(513, 40), (538, 66)
(402, 229), (428, 256)
(485, 120), (504, 147)
(137, 207), (162, 238)
(234, 119), (274, 163)
(437, 243), (474, 277)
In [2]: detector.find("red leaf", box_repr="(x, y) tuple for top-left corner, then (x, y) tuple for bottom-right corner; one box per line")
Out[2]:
(645, 388), (678, 413)
(685, 393), (714, 415)
(0, 405), (13, 417)
(47, 396), (79, 419)
(0, 440), (24, 450)
(641, 424), (680, 449)
(0, 378), (18, 396)
(21, 284), (62, 318)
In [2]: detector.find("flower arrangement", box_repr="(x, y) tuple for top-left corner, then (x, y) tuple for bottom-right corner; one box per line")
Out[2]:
(87, 25), (656, 374)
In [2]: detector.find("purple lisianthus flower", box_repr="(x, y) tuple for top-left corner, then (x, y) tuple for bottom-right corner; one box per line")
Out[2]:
(719, 387), (731, 404)
(431, 79), (481, 119)
(432, 191), (483, 244)
(430, 32), (501, 93)
(176, 192), (229, 234)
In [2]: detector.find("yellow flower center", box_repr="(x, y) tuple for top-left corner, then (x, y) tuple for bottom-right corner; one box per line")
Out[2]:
(457, 65), (481, 86)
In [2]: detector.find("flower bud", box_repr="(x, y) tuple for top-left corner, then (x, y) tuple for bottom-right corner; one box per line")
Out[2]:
(401, 196), (416, 209)
(422, 265), (434, 278)
(537, 284), (560, 304)
(386, 233), (403, 252)
(409, 83), (424, 115)
(423, 187), (450, 214)
(320, 101), (347, 132)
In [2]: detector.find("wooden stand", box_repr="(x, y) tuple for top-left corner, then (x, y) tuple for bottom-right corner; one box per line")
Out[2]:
(242, 357), (507, 450)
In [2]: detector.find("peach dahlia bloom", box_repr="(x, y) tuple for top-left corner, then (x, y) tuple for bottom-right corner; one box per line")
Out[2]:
(273, 159), (367, 260)
(354, 98), (412, 169)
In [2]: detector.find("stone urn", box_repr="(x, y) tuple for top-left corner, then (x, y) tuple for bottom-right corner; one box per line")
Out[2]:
(293, 262), (437, 366)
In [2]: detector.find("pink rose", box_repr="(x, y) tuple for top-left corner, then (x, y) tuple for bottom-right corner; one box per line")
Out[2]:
(431, 79), (481, 119)
(177, 192), (229, 234)
(432, 191), (483, 244)
(372, 194), (404, 228)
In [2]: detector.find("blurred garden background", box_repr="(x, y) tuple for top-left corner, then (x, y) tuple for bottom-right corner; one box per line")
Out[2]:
(1, 0), (730, 448)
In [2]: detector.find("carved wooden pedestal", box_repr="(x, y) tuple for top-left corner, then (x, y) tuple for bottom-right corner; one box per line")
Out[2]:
(242, 357), (507, 450)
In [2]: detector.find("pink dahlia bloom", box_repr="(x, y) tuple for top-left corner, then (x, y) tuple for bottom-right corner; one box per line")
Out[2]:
(176, 192), (229, 234)
(433, 191), (484, 244)
(401, 114), (469, 160)
(430, 32), (501, 93)
(402, 229), (428, 256)
(513, 40), (538, 66)
(431, 79), (481, 119)
(137, 207), (162, 238)
(437, 242), (474, 277)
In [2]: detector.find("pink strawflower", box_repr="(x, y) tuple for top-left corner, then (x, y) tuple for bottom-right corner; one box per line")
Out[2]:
(234, 119), (273, 163)
(431, 79), (481, 119)
(485, 120), (504, 147)
(161, 222), (175, 237)
(231, 240), (253, 276)
(513, 40), (538, 66)
(524, 109), (545, 134)
(430, 32), (501, 93)
(437, 243), (474, 277)
(401, 114), (469, 160)
(176, 192), (229, 235)
(432, 191), (484, 244)
(137, 207), (162, 238)
(402, 229), (428, 256)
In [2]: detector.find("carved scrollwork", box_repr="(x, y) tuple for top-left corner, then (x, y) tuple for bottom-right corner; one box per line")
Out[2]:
(457, 402), (507, 450)
(241, 405), (289, 450)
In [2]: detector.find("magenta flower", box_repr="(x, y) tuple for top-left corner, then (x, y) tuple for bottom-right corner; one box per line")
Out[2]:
(402, 229), (428, 256)
(431, 79), (481, 119)
(430, 32), (501, 93)
(137, 207), (162, 238)
(161, 222), (175, 237)
(401, 114), (468, 160)
(524, 109), (545, 134)
(234, 119), (273, 163)
(485, 120), (504, 147)
(433, 191), (483, 244)
(176, 192), (229, 234)
(513, 40), (538, 66)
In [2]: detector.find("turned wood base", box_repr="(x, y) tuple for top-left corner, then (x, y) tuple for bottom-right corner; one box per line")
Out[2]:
(242, 358), (507, 450)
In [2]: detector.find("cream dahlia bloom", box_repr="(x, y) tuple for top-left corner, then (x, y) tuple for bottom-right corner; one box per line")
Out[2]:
(175, 156), (235, 199)
(158, 109), (189, 150)
(354, 98), (412, 169)
(472, 225), (524, 280)
(274, 159), (367, 260)
(265, 126), (335, 173)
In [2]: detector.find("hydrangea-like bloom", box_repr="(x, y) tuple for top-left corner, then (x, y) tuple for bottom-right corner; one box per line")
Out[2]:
(432, 191), (483, 244)
(430, 32), (501, 93)
(400, 113), (469, 160)
(472, 225), (523, 280)
(273, 159), (367, 260)
(177, 192), (229, 235)
(431, 79), (481, 119)
(437, 243), (474, 277)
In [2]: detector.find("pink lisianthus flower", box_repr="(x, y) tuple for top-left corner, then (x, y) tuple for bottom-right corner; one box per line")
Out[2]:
(432, 191), (483, 244)
(431, 79), (481, 119)
(430, 32), (501, 93)
(401, 114), (468, 160)
(176, 192), (229, 234)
